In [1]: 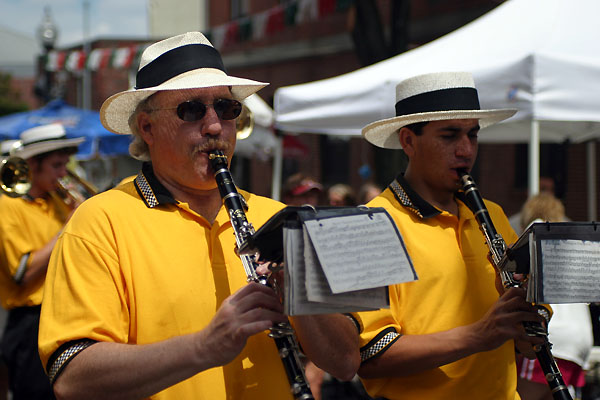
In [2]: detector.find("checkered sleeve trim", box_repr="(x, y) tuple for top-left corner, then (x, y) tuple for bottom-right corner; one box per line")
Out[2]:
(360, 328), (401, 362)
(47, 340), (97, 383)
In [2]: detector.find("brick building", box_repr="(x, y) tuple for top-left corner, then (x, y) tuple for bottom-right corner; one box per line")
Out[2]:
(51, 0), (598, 220)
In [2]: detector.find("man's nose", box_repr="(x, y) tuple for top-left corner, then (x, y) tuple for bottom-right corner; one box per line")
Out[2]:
(455, 135), (476, 158)
(201, 106), (223, 136)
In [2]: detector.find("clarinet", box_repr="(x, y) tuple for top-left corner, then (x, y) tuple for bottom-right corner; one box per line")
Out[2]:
(459, 171), (572, 400)
(209, 150), (314, 400)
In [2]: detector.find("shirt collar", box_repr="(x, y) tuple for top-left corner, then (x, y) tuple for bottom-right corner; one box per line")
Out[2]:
(134, 162), (178, 208)
(388, 174), (442, 219)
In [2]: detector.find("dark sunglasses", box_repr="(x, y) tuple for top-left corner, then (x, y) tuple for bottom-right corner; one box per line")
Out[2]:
(152, 98), (242, 122)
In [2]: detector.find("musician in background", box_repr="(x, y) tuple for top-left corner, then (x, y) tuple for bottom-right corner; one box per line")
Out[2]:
(0, 139), (19, 400)
(0, 123), (83, 400)
(345, 72), (545, 399)
(38, 32), (358, 400)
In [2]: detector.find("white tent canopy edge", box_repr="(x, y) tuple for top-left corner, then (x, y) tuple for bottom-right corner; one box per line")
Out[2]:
(274, 0), (600, 218)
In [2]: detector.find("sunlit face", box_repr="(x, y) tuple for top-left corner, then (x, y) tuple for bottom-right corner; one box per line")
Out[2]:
(138, 87), (237, 191)
(29, 151), (70, 194)
(402, 119), (479, 194)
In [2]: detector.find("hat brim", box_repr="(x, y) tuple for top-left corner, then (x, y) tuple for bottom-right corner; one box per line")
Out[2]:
(100, 68), (268, 135)
(15, 137), (85, 160)
(362, 109), (517, 149)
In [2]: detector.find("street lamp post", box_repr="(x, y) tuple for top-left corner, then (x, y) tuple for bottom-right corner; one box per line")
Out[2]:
(35, 6), (58, 103)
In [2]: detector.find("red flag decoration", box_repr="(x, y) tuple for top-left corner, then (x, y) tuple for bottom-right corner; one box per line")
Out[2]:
(223, 20), (240, 48)
(265, 5), (285, 35)
(46, 51), (66, 72)
(65, 51), (81, 71)
(44, 0), (352, 70)
(283, 135), (309, 158)
(112, 46), (137, 69)
(319, 0), (336, 16)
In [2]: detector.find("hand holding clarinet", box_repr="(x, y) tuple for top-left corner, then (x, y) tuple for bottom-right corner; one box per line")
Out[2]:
(459, 170), (573, 400)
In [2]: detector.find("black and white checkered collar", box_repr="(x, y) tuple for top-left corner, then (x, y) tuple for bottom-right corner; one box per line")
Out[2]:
(388, 174), (442, 219)
(134, 162), (178, 208)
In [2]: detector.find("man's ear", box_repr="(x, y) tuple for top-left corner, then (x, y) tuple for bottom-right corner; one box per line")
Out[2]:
(398, 127), (416, 157)
(137, 112), (154, 146)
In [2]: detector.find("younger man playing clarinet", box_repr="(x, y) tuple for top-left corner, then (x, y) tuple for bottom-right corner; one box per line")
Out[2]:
(350, 72), (545, 399)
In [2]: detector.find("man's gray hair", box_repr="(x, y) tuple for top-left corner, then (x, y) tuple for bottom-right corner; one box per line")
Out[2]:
(127, 95), (154, 161)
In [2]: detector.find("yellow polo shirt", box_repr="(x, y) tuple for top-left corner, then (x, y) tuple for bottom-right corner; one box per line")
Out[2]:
(39, 163), (291, 400)
(0, 194), (66, 309)
(355, 175), (520, 400)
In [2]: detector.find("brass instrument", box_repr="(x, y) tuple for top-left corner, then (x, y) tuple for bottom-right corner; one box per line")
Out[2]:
(236, 104), (254, 140)
(0, 157), (31, 197)
(54, 170), (98, 207)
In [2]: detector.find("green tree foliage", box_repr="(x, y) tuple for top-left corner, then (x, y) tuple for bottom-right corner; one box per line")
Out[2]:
(0, 72), (29, 117)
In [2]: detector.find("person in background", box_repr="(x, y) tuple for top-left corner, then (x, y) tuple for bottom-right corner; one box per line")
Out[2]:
(357, 182), (382, 205)
(37, 32), (357, 400)
(0, 140), (17, 400)
(508, 176), (559, 233)
(336, 71), (544, 399)
(327, 183), (356, 206)
(282, 172), (323, 206)
(516, 192), (594, 400)
(0, 123), (84, 400)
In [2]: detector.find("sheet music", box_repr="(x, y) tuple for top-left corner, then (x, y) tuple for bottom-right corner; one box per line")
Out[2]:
(284, 226), (314, 315)
(303, 212), (416, 293)
(540, 239), (600, 303)
(303, 228), (387, 310)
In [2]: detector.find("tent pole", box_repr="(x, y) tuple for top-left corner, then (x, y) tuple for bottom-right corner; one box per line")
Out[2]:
(271, 135), (283, 201)
(82, 0), (91, 110)
(529, 119), (540, 197)
(587, 140), (597, 221)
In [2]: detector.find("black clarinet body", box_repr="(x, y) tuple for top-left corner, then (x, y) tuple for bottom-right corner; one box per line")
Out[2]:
(459, 171), (572, 400)
(209, 150), (314, 400)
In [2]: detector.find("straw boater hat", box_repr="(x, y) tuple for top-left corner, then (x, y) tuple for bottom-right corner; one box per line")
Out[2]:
(362, 71), (517, 149)
(0, 140), (20, 159)
(100, 31), (268, 135)
(13, 123), (84, 160)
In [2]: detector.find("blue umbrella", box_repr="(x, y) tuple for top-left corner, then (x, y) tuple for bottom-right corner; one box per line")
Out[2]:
(0, 99), (131, 159)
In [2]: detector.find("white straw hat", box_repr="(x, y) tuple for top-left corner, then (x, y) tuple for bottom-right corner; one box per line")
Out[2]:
(362, 72), (517, 149)
(100, 31), (268, 135)
(0, 140), (20, 157)
(13, 123), (84, 160)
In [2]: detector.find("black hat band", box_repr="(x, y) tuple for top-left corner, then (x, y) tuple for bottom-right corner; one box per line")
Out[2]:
(135, 44), (227, 90)
(395, 87), (480, 117)
(22, 134), (69, 147)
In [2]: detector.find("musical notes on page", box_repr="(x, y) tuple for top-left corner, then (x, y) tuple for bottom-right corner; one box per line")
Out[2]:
(541, 239), (600, 303)
(280, 207), (416, 315)
(303, 212), (416, 293)
(503, 222), (600, 304)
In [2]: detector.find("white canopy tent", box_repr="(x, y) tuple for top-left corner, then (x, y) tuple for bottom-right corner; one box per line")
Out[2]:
(274, 0), (600, 218)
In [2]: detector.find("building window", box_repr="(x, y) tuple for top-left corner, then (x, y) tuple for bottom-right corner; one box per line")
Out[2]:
(231, 0), (249, 19)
